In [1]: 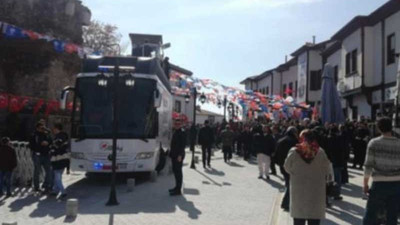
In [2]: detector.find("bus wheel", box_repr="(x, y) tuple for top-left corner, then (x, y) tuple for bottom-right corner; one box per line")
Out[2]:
(155, 148), (167, 173)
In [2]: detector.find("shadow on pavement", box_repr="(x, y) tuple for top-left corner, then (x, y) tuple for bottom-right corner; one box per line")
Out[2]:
(227, 162), (244, 167)
(195, 169), (222, 187)
(204, 168), (225, 176)
(327, 202), (363, 225)
(183, 188), (200, 195)
(265, 178), (284, 190)
(341, 183), (363, 198)
(6, 172), (202, 221)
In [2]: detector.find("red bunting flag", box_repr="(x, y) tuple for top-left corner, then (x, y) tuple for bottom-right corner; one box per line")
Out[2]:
(9, 96), (28, 113)
(45, 100), (60, 116)
(0, 93), (8, 109)
(33, 99), (45, 115)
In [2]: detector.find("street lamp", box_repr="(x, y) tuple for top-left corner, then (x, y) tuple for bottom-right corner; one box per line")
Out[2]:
(199, 93), (206, 104)
(184, 93), (191, 103)
(185, 87), (198, 169)
(105, 44), (121, 207)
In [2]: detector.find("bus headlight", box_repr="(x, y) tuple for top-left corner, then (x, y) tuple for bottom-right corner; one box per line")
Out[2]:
(71, 152), (86, 160)
(135, 152), (154, 160)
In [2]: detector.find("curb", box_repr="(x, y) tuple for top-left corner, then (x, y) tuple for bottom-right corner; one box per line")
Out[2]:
(268, 191), (284, 225)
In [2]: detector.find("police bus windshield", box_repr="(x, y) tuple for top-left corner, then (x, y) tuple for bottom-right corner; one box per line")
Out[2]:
(72, 76), (158, 139)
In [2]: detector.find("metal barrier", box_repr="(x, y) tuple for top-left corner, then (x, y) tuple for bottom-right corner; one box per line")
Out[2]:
(10, 141), (34, 186)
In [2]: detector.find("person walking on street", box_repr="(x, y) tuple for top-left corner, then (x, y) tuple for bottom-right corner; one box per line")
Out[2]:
(241, 126), (252, 161)
(270, 125), (281, 175)
(352, 122), (370, 170)
(284, 129), (332, 225)
(220, 125), (235, 163)
(0, 137), (17, 197)
(29, 122), (53, 193)
(275, 126), (298, 211)
(325, 126), (346, 200)
(198, 120), (215, 169)
(169, 120), (187, 196)
(363, 117), (400, 225)
(49, 123), (70, 199)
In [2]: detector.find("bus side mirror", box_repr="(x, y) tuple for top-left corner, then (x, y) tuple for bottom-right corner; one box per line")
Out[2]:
(154, 89), (162, 108)
(60, 86), (75, 110)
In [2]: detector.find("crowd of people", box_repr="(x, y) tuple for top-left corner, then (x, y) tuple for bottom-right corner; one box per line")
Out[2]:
(0, 115), (399, 224)
(0, 120), (70, 199)
(169, 116), (400, 225)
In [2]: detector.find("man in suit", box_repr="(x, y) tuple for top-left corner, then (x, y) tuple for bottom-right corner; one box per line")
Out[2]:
(169, 120), (187, 196)
(198, 120), (215, 169)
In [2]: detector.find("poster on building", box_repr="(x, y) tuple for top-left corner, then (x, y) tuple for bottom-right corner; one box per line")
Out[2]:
(297, 52), (307, 103)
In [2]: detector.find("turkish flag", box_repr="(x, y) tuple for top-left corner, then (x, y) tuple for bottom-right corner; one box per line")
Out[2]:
(24, 30), (40, 40)
(9, 96), (21, 113)
(33, 99), (45, 114)
(65, 43), (78, 53)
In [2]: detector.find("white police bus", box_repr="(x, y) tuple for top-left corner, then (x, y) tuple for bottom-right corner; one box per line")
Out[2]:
(60, 37), (173, 175)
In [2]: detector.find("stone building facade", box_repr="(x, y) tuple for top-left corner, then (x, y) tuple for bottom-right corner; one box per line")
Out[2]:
(0, 0), (91, 140)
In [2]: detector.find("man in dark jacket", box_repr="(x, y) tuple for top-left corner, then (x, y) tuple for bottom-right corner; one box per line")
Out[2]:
(275, 126), (298, 211)
(50, 123), (70, 199)
(198, 120), (215, 168)
(325, 126), (347, 200)
(270, 125), (281, 175)
(169, 120), (187, 196)
(241, 126), (253, 161)
(352, 122), (370, 169)
(220, 125), (235, 163)
(29, 122), (53, 193)
(0, 137), (17, 197)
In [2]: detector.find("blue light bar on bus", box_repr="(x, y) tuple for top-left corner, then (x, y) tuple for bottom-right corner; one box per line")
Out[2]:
(93, 162), (104, 170)
(98, 65), (135, 73)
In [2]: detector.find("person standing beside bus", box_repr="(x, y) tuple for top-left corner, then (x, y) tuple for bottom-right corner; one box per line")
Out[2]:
(169, 120), (187, 196)
(50, 123), (70, 199)
(29, 123), (53, 193)
(0, 137), (17, 197)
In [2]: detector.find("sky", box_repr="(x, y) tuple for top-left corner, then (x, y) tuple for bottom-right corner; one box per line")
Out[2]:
(82, 0), (389, 90)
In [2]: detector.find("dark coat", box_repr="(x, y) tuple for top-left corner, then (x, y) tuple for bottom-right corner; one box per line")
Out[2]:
(264, 134), (276, 156)
(0, 145), (17, 172)
(29, 130), (52, 156)
(50, 132), (70, 170)
(252, 133), (266, 155)
(326, 133), (348, 167)
(198, 126), (215, 146)
(275, 135), (298, 166)
(241, 131), (252, 149)
(170, 128), (187, 159)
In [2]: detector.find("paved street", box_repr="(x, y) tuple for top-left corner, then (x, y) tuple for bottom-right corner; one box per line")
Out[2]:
(0, 148), (282, 225)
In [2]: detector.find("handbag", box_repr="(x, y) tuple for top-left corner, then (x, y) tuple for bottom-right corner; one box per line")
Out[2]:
(327, 182), (340, 197)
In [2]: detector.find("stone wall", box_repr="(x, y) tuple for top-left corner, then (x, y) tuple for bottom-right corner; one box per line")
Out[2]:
(0, 0), (91, 44)
(0, 0), (91, 139)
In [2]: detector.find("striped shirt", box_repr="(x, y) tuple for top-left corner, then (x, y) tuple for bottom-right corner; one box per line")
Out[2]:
(364, 136), (400, 182)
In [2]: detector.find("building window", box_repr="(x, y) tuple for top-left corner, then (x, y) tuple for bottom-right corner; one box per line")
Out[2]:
(289, 82), (293, 96)
(295, 81), (298, 98)
(310, 70), (322, 91)
(266, 86), (269, 95)
(334, 65), (339, 84)
(346, 49), (358, 76)
(174, 100), (181, 113)
(387, 33), (396, 65)
(282, 84), (287, 97)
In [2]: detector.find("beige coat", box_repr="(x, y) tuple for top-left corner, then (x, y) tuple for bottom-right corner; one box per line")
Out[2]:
(284, 148), (331, 219)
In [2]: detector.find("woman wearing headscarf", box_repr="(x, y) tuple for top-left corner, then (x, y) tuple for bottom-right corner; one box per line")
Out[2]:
(284, 129), (332, 225)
